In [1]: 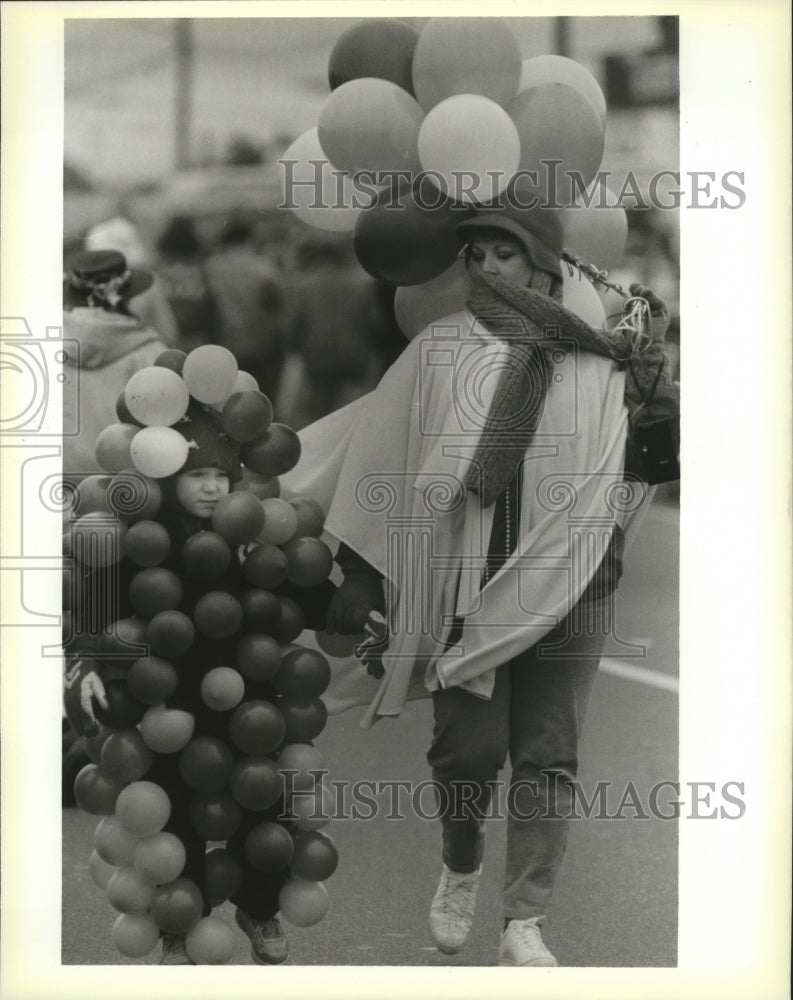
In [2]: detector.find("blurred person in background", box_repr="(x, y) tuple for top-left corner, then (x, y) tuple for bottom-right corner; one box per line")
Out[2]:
(275, 237), (393, 430)
(155, 215), (218, 353)
(86, 209), (180, 345)
(62, 249), (168, 483)
(202, 216), (286, 400)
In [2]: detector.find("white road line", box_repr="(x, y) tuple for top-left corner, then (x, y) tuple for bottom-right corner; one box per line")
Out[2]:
(599, 656), (679, 694)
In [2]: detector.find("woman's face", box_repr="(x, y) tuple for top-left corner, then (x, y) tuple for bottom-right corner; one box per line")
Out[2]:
(175, 467), (230, 518)
(468, 235), (535, 285)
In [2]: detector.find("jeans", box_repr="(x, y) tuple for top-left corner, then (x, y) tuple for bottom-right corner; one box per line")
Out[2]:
(427, 602), (607, 920)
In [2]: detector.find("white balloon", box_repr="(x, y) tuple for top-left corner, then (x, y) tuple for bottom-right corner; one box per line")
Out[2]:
(561, 264), (607, 328)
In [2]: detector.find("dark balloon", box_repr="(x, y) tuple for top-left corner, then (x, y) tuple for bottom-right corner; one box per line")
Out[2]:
(328, 18), (419, 95)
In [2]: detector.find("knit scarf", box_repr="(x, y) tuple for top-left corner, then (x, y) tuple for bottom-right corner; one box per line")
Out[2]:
(463, 266), (666, 507)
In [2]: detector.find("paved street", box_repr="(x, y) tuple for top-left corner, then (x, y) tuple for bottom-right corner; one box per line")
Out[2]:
(62, 494), (678, 967)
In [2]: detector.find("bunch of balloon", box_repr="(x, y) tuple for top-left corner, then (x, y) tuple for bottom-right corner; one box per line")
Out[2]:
(279, 17), (625, 342)
(66, 344), (340, 961)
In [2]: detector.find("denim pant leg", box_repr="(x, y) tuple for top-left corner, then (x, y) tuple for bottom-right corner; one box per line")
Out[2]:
(427, 668), (511, 873)
(503, 604), (606, 920)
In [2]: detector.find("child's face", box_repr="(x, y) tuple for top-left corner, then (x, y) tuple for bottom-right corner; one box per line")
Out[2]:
(175, 467), (230, 518)
(468, 236), (535, 286)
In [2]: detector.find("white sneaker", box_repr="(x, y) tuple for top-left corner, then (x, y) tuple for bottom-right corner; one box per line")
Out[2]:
(429, 863), (481, 955)
(499, 917), (558, 967)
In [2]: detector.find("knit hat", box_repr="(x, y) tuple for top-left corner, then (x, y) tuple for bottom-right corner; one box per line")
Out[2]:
(64, 249), (154, 310)
(172, 403), (243, 482)
(456, 200), (564, 279)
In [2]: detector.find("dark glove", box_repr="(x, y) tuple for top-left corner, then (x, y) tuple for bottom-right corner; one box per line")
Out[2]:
(63, 652), (107, 737)
(325, 573), (385, 635)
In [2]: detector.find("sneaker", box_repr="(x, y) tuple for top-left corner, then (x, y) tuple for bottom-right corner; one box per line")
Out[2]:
(235, 909), (288, 965)
(498, 918), (558, 967)
(429, 863), (481, 955)
(159, 934), (194, 965)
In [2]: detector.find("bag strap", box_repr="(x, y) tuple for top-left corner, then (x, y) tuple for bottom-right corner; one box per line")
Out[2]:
(627, 355), (666, 406)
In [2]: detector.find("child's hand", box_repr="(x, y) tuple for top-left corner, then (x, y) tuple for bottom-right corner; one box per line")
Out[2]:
(64, 654), (107, 737)
(325, 574), (384, 635)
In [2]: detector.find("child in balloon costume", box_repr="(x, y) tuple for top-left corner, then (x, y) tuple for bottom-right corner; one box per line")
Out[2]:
(63, 343), (340, 965)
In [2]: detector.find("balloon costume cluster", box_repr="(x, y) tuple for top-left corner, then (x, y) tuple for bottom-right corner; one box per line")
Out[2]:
(65, 344), (339, 964)
(281, 17), (630, 339)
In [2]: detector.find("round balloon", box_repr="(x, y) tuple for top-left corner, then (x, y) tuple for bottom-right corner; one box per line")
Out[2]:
(277, 743), (323, 793)
(274, 648), (331, 701)
(291, 831), (339, 882)
(280, 128), (367, 233)
(211, 492), (265, 546)
(257, 498), (299, 546)
(130, 426), (190, 479)
(127, 655), (179, 705)
(133, 831), (187, 885)
(181, 531), (232, 583)
(93, 814), (140, 867)
(508, 83), (605, 206)
(128, 567), (183, 619)
(193, 590), (243, 640)
(107, 866), (157, 915)
(328, 18), (419, 94)
(154, 348), (188, 374)
(240, 588), (282, 632)
(89, 849), (118, 891)
(281, 698), (328, 744)
(95, 423), (138, 473)
(97, 615), (148, 661)
(70, 513), (128, 568)
(230, 756), (282, 812)
(245, 820), (294, 873)
(205, 848), (243, 907)
(394, 258), (469, 340)
(228, 699), (286, 756)
(123, 519), (170, 567)
(561, 264), (607, 329)
(288, 496), (326, 538)
(140, 705), (196, 754)
(150, 877), (204, 935)
(278, 878), (330, 927)
(115, 780), (171, 837)
(563, 180), (628, 271)
(242, 543), (289, 589)
(100, 728), (154, 784)
(318, 77), (423, 176)
(71, 474), (110, 517)
(111, 913), (160, 958)
(281, 536), (334, 588)
(221, 390), (273, 443)
(189, 791), (242, 841)
(146, 609), (195, 658)
(518, 54), (607, 122)
(182, 346), (239, 405)
(241, 424), (301, 477)
(185, 916), (237, 965)
(124, 366), (190, 426)
(412, 17), (521, 112)
(236, 633), (282, 683)
(200, 666), (246, 712)
(105, 469), (163, 523)
(271, 596), (306, 644)
(178, 736), (235, 794)
(288, 782), (335, 832)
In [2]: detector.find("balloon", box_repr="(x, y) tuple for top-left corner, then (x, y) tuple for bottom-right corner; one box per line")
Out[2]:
(278, 878), (329, 927)
(127, 655), (179, 705)
(288, 782), (334, 832)
(228, 699), (286, 756)
(354, 176), (471, 286)
(394, 259), (469, 340)
(185, 916), (237, 965)
(100, 728), (154, 783)
(412, 17), (521, 112)
(97, 615), (148, 661)
(193, 590), (243, 640)
(70, 512), (128, 568)
(182, 345), (239, 405)
(242, 543), (289, 589)
(518, 54), (607, 122)
(288, 496), (325, 538)
(178, 736), (235, 794)
(280, 128), (367, 233)
(181, 531), (232, 583)
(291, 831), (339, 882)
(111, 913), (160, 958)
(281, 537), (334, 588)
(140, 705), (196, 754)
(133, 831), (187, 885)
(256, 498), (299, 546)
(205, 848), (243, 907)
(124, 366), (190, 426)
(244, 821), (294, 873)
(563, 180), (628, 271)
(315, 629), (366, 658)
(107, 866), (157, 914)
(95, 423), (138, 473)
(230, 757), (283, 812)
(220, 390), (273, 443)
(241, 424), (301, 477)
(123, 519), (170, 567)
(273, 648), (331, 701)
(200, 666), (246, 711)
(105, 469), (162, 522)
(561, 264), (607, 329)
(189, 791), (242, 840)
(154, 348), (187, 373)
(328, 18), (419, 95)
(418, 94), (521, 205)
(130, 426), (190, 479)
(71, 474), (110, 516)
(84, 727), (112, 764)
(236, 633), (282, 683)
(281, 698), (328, 743)
(115, 393), (142, 427)
(94, 814), (140, 866)
(115, 780), (171, 837)
(128, 567), (183, 619)
(240, 588), (282, 632)
(508, 83), (605, 205)
(271, 596), (305, 644)
(93, 679), (147, 730)
(89, 849), (118, 891)
(318, 78), (423, 176)
(233, 370), (259, 393)
(237, 467), (280, 500)
(150, 877), (204, 935)
(210, 492), (265, 546)
(277, 743), (323, 794)
(146, 609), (195, 657)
